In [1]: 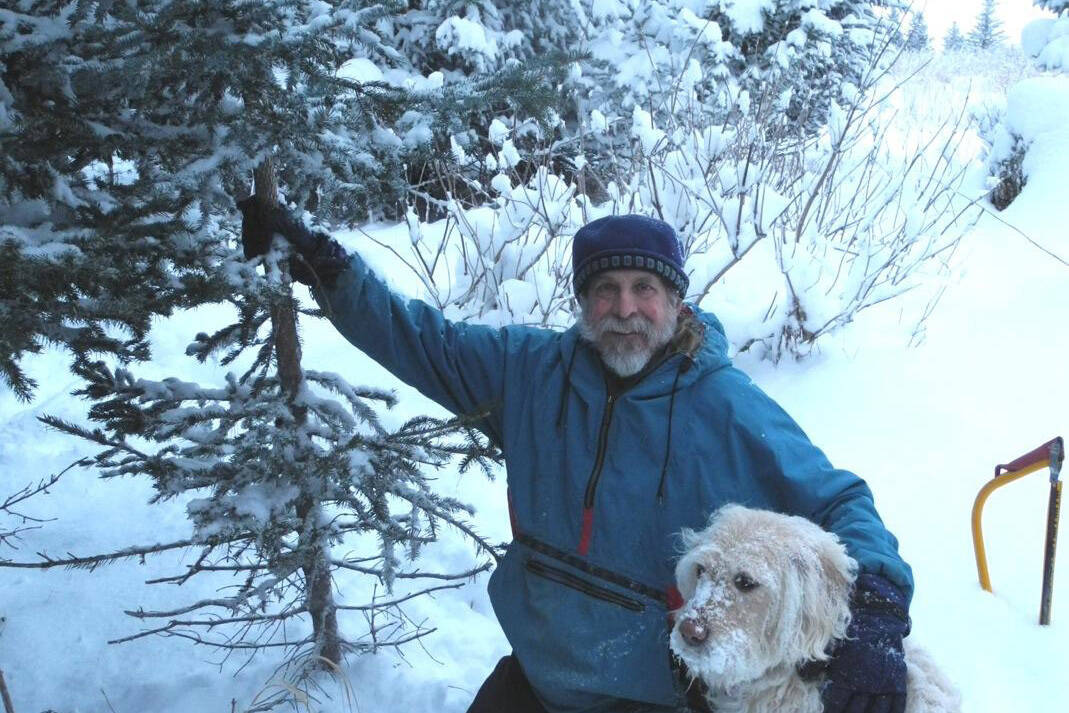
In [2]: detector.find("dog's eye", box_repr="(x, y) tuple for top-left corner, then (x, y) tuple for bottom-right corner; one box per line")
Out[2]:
(694, 564), (706, 579)
(734, 573), (759, 592)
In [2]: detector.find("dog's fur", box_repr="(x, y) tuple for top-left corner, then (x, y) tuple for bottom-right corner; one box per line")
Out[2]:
(669, 506), (960, 713)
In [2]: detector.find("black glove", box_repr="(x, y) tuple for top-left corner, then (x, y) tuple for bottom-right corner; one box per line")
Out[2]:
(235, 197), (349, 287)
(821, 573), (910, 713)
(236, 195), (275, 260)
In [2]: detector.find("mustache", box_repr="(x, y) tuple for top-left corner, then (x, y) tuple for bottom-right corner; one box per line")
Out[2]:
(589, 314), (656, 339)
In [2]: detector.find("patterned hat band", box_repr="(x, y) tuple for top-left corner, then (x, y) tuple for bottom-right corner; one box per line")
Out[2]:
(573, 251), (689, 297)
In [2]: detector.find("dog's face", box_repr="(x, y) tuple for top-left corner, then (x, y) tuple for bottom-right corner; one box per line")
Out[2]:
(669, 506), (857, 690)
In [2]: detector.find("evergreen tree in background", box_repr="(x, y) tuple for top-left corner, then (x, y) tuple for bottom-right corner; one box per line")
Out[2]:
(1034, 0), (1069, 14)
(885, 6), (908, 48)
(409, 1), (891, 140)
(944, 22), (967, 51)
(905, 12), (932, 51)
(627, 0), (886, 133)
(969, 0), (1007, 49)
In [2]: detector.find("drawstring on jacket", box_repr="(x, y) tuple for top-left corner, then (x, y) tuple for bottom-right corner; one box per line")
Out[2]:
(556, 343), (580, 430)
(657, 357), (692, 502)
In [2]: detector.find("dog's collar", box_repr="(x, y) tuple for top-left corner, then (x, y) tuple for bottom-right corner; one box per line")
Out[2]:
(670, 654), (715, 712)
(796, 659), (830, 682)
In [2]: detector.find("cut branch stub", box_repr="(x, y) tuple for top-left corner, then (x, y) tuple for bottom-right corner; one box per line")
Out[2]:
(253, 158), (304, 409)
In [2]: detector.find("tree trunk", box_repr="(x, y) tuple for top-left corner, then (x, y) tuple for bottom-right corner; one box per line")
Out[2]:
(0, 669), (15, 713)
(297, 497), (342, 665)
(254, 158), (341, 667)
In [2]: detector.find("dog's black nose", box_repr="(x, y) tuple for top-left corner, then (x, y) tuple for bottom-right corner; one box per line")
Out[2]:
(679, 617), (708, 645)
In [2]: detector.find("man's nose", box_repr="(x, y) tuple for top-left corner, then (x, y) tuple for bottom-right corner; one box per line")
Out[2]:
(679, 617), (708, 645)
(613, 291), (637, 318)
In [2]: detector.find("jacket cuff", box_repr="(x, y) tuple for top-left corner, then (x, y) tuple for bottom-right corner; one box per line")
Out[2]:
(852, 573), (910, 631)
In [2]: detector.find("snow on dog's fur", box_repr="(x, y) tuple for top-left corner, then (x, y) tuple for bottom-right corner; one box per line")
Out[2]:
(670, 505), (960, 713)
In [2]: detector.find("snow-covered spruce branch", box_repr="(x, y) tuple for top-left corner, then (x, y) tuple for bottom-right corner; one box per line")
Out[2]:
(0, 536), (217, 571)
(110, 605), (310, 644)
(110, 602), (439, 655)
(117, 630), (315, 651)
(386, 485), (502, 565)
(106, 627), (307, 648)
(0, 461), (84, 550)
(112, 580), (470, 649)
(1, 469), (68, 515)
(330, 558), (495, 582)
(333, 581), (471, 611)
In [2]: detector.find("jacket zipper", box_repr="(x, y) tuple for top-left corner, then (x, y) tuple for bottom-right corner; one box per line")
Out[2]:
(576, 352), (678, 553)
(583, 391), (616, 509)
(525, 558), (645, 612)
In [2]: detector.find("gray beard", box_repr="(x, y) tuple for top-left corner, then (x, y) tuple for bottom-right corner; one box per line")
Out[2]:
(578, 308), (679, 377)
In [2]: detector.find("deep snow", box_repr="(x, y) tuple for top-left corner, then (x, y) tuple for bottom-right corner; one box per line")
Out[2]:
(2, 59), (1069, 713)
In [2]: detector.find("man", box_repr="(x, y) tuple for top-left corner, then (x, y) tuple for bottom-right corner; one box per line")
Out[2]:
(239, 204), (914, 713)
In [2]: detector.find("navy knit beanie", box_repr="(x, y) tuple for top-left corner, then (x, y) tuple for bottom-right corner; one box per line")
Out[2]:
(572, 214), (689, 297)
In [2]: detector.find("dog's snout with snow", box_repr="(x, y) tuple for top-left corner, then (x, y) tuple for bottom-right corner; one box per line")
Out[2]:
(674, 564), (766, 650)
(677, 613), (708, 645)
(669, 505), (962, 713)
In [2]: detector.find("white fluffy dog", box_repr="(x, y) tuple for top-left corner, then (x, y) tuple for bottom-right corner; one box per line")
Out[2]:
(669, 505), (960, 713)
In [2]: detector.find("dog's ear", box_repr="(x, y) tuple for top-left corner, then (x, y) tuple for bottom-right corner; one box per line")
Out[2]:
(780, 534), (856, 663)
(678, 525), (701, 552)
(674, 545), (705, 600)
(814, 536), (856, 618)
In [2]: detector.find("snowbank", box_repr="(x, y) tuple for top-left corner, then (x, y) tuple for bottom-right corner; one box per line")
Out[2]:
(985, 75), (1069, 256)
(1022, 16), (1069, 70)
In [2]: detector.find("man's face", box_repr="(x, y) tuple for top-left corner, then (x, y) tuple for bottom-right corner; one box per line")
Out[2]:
(579, 269), (680, 377)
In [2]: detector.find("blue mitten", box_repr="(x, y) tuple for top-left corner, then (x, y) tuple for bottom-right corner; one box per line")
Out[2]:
(822, 573), (910, 713)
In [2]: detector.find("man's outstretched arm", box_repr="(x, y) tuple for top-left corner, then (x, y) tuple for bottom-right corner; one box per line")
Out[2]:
(238, 201), (512, 441)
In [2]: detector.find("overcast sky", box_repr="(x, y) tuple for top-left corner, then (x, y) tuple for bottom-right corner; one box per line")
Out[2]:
(912, 0), (1056, 47)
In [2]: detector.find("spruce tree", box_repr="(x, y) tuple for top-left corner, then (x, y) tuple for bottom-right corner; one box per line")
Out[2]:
(1034, 0), (1069, 13)
(885, 7), (908, 48)
(969, 0), (1007, 49)
(905, 12), (932, 51)
(33, 345), (499, 697)
(1, 0), (559, 704)
(671, 0), (886, 133)
(1, 0), (562, 399)
(944, 22), (967, 52)
(0, 1), (223, 401)
(0, 1), (407, 401)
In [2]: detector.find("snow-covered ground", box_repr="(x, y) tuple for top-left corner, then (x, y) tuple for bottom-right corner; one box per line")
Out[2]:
(3, 57), (1069, 713)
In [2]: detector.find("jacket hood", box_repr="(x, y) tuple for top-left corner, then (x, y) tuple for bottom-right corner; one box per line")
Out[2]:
(690, 306), (732, 375)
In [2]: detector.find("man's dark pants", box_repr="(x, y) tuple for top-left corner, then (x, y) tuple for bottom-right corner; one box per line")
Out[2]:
(467, 655), (548, 713)
(466, 655), (709, 712)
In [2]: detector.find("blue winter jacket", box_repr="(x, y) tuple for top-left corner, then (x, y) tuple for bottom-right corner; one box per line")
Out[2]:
(317, 253), (913, 712)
